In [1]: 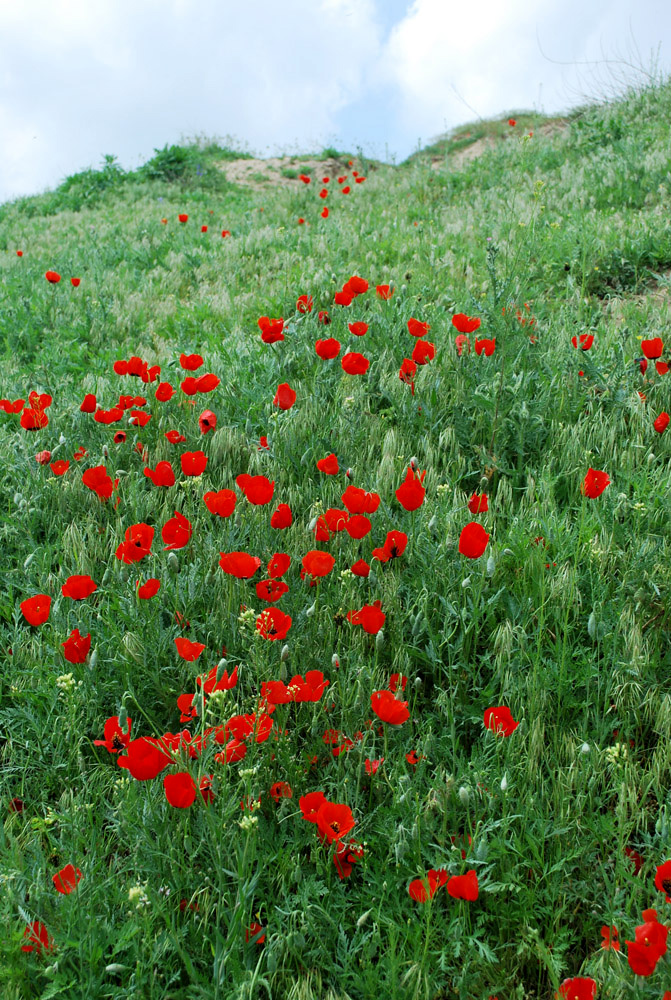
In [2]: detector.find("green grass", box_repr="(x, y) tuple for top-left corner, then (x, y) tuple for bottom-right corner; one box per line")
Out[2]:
(1, 74), (671, 1000)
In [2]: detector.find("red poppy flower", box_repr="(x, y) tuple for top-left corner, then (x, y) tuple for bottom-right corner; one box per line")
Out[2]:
(113, 431), (126, 444)
(299, 791), (327, 822)
(302, 550), (335, 579)
(654, 859), (671, 901)
(484, 706), (519, 736)
(258, 317), (285, 344)
(165, 430), (186, 444)
(219, 551), (261, 578)
(341, 352), (370, 375)
(315, 337), (341, 359)
(195, 411), (216, 436)
(201, 225), (208, 233)
(79, 393), (96, 413)
(625, 846), (644, 874)
(268, 552), (291, 578)
(641, 338), (663, 359)
(399, 358), (417, 393)
(116, 523), (154, 563)
(137, 578), (161, 599)
(474, 338), (495, 356)
(459, 522), (489, 558)
(195, 372), (219, 393)
(53, 863), (82, 895)
(601, 925), (620, 951)
(341, 485), (380, 514)
(164, 771), (197, 808)
(468, 493), (488, 513)
(94, 715), (132, 753)
(297, 294), (313, 313)
(178, 214), (188, 223)
(155, 382), (174, 403)
(321, 207), (329, 218)
(371, 689), (409, 725)
(446, 870), (479, 901)
(654, 412), (670, 433)
(348, 321), (368, 337)
(144, 461), (175, 487)
(237, 474), (275, 505)
(215, 738), (247, 764)
(376, 285), (393, 300)
(21, 407), (49, 430)
(204, 489), (236, 517)
(274, 383), (296, 409)
(50, 460), (69, 476)
(22, 921), (54, 954)
(345, 515), (371, 539)
(197, 663), (238, 694)
(62, 628), (91, 663)
(581, 468), (610, 499)
(508, 118), (516, 126)
(221, 229), (231, 237)
(335, 289), (353, 306)
(270, 781), (293, 802)
(317, 453), (339, 474)
(181, 450), (207, 477)
(20, 594), (52, 626)
(16, 250), (23, 256)
(246, 922), (266, 945)
(256, 607), (292, 640)
(334, 839), (364, 879)
(258, 436), (269, 450)
(571, 334), (594, 350)
(407, 318), (430, 338)
(271, 503), (293, 529)
(179, 352), (203, 371)
(557, 979), (596, 1000)
(256, 578), (289, 602)
(411, 339), (436, 365)
(452, 314), (481, 334)
(409, 869), (448, 903)
(319, 188), (328, 199)
(175, 637), (206, 661)
(347, 601), (385, 634)
(162, 511), (192, 550)
(45, 270), (61, 284)
(35, 450), (51, 464)
(316, 801), (355, 843)
(626, 909), (668, 976)
(117, 737), (172, 780)
(351, 559), (370, 577)
(82, 465), (117, 501)
(396, 466), (426, 511)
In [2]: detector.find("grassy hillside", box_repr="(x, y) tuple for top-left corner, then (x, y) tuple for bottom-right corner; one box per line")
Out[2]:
(1, 76), (671, 1000)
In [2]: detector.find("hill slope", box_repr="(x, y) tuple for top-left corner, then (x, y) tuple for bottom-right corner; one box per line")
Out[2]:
(1, 78), (671, 1000)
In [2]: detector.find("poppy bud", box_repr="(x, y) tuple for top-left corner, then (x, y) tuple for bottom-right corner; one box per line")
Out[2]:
(280, 643), (290, 662)
(332, 653), (340, 668)
(117, 707), (128, 730)
(59, 433), (66, 445)
(279, 660), (288, 681)
(409, 456), (418, 470)
(345, 468), (353, 479)
(23, 553), (35, 569)
(428, 515), (438, 533)
(308, 516), (318, 532)
(580, 742), (590, 754)
(486, 556), (496, 577)
(216, 658), (228, 681)
(102, 445), (109, 459)
(500, 773), (508, 792)
(458, 786), (470, 804)
(480, 476), (489, 488)
(587, 611), (597, 639)
(102, 568), (112, 586)
(357, 910), (372, 928)
(375, 629), (385, 651)
(89, 649), (98, 670)
(168, 552), (180, 574)
(414, 676), (422, 689)
(461, 577), (471, 588)
(306, 603), (316, 617)
(119, 566), (129, 583)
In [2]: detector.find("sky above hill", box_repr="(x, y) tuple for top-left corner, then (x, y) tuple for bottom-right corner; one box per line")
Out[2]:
(0, 0), (669, 202)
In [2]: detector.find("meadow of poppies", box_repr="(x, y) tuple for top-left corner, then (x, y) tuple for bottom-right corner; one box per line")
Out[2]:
(1, 78), (671, 1000)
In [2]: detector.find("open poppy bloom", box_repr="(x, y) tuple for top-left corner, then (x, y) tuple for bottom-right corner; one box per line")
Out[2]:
(372, 529), (408, 562)
(302, 550), (335, 579)
(198, 410), (217, 434)
(256, 578), (289, 602)
(45, 270), (61, 284)
(396, 466), (426, 511)
(452, 314), (481, 334)
(175, 637), (206, 661)
(654, 859), (671, 901)
(557, 979), (596, 1000)
(334, 839), (365, 879)
(341, 352), (370, 375)
(180, 353), (203, 371)
(411, 340), (436, 366)
(347, 601), (385, 635)
(399, 358), (417, 394)
(316, 800), (355, 843)
(62, 628), (91, 663)
(342, 485), (380, 514)
(299, 791), (327, 822)
(641, 338), (663, 359)
(181, 451), (208, 477)
(581, 468), (610, 499)
(116, 522), (154, 563)
(458, 522), (489, 558)
(446, 870), (479, 901)
(297, 294), (313, 313)
(268, 552), (291, 577)
(94, 715), (132, 753)
(274, 383), (296, 409)
(162, 511), (192, 550)
(571, 333), (594, 350)
(407, 318), (430, 338)
(474, 338), (495, 356)
(348, 321), (368, 337)
(371, 689), (409, 725)
(20, 594), (52, 626)
(376, 285), (393, 300)
(409, 868), (448, 902)
(117, 737), (172, 780)
(144, 461), (175, 487)
(626, 908), (668, 976)
(270, 503), (293, 529)
(61, 575), (97, 600)
(315, 338), (341, 360)
(256, 607), (292, 640)
(219, 551), (261, 578)
(258, 317), (285, 344)
(22, 921), (54, 954)
(53, 864), (82, 895)
(601, 925), (620, 951)
(654, 412), (670, 433)
(164, 772), (197, 808)
(317, 453), (339, 475)
(484, 706), (519, 736)
(82, 465), (117, 501)
(237, 474), (275, 505)
(468, 493), (488, 513)
(204, 489), (236, 517)
(137, 578), (161, 599)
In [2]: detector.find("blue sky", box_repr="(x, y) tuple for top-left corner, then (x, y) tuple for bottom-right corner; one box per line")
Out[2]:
(0, 0), (669, 201)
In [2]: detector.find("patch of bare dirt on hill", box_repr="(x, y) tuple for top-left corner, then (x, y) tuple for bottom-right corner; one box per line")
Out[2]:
(430, 117), (570, 171)
(216, 156), (352, 191)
